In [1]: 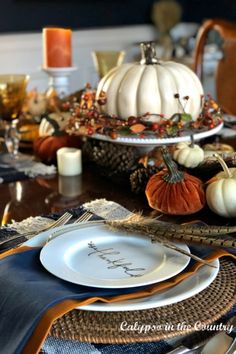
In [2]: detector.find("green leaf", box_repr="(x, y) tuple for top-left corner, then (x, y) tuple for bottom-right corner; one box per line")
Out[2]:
(166, 125), (178, 136)
(117, 126), (132, 135)
(181, 113), (192, 122)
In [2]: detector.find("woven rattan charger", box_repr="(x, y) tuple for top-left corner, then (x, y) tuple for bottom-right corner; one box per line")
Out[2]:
(49, 259), (236, 344)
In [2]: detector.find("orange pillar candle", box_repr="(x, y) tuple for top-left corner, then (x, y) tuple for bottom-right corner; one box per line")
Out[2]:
(43, 27), (72, 68)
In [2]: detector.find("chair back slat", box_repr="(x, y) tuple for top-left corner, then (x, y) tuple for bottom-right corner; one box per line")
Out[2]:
(193, 19), (236, 115)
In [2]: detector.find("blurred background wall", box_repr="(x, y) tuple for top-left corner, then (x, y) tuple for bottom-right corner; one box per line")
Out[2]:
(0, 0), (233, 97)
(1, 0), (236, 34)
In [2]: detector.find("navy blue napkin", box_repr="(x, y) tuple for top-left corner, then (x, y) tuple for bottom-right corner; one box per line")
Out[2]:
(0, 248), (147, 354)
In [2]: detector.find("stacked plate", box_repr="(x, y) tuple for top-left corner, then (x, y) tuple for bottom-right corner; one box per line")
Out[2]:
(27, 222), (219, 312)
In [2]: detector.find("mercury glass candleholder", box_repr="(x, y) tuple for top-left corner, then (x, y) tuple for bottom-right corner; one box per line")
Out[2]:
(42, 66), (77, 98)
(92, 51), (125, 79)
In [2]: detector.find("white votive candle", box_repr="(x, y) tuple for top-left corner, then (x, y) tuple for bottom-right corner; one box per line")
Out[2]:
(57, 147), (82, 176)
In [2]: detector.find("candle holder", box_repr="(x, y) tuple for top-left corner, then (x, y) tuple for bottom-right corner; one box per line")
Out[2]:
(92, 51), (125, 79)
(43, 67), (77, 98)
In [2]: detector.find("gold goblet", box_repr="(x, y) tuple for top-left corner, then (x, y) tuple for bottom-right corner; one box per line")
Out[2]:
(0, 74), (29, 161)
(92, 50), (125, 79)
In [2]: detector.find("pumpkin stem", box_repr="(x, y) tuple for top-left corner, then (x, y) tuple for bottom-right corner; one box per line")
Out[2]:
(161, 147), (184, 183)
(213, 153), (233, 178)
(140, 42), (160, 65)
(190, 135), (194, 148)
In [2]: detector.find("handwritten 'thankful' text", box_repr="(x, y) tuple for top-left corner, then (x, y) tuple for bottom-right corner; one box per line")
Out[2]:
(87, 241), (146, 277)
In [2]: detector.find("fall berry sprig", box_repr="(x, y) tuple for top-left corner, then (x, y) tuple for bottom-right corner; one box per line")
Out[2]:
(66, 87), (223, 139)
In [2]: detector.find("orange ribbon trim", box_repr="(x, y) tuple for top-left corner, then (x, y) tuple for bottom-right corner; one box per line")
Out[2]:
(0, 245), (31, 260)
(1, 246), (235, 354)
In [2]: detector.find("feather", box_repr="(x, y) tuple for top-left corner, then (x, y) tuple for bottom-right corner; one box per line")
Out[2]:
(135, 217), (236, 236)
(103, 216), (217, 268)
(105, 214), (236, 249)
(143, 234), (217, 268)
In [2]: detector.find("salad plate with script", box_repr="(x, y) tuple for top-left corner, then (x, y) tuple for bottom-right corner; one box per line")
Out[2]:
(40, 223), (190, 288)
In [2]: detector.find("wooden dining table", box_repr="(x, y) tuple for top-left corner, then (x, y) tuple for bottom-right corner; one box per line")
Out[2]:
(0, 162), (152, 225)
(0, 147), (235, 227)
(0, 132), (236, 226)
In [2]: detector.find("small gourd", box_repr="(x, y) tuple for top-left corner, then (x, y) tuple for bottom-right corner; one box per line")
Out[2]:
(96, 42), (203, 120)
(145, 148), (205, 215)
(34, 134), (81, 163)
(173, 136), (204, 168)
(19, 123), (39, 142)
(38, 112), (71, 137)
(27, 90), (47, 117)
(203, 142), (234, 158)
(206, 154), (236, 218)
(35, 112), (80, 163)
(203, 142), (234, 153)
(39, 118), (54, 137)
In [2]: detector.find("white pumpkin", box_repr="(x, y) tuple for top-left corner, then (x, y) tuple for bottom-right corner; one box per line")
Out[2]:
(27, 91), (47, 117)
(173, 140), (204, 168)
(203, 143), (234, 153)
(39, 118), (54, 137)
(96, 42), (204, 120)
(206, 155), (236, 218)
(39, 112), (70, 137)
(203, 142), (234, 158)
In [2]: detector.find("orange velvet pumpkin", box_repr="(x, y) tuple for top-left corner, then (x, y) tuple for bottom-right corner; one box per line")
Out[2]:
(34, 134), (82, 163)
(145, 148), (205, 215)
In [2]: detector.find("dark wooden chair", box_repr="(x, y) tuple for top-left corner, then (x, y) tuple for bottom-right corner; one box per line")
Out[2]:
(193, 19), (236, 115)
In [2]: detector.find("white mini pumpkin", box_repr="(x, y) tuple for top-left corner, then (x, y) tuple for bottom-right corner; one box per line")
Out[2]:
(96, 42), (204, 120)
(203, 143), (234, 153)
(173, 140), (204, 168)
(27, 91), (47, 117)
(39, 112), (70, 137)
(203, 142), (234, 158)
(39, 118), (54, 137)
(206, 155), (236, 218)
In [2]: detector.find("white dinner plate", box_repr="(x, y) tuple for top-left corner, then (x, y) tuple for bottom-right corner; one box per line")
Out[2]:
(79, 259), (219, 311)
(40, 223), (190, 289)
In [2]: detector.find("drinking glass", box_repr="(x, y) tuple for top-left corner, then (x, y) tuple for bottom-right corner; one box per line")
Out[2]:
(0, 74), (29, 163)
(92, 50), (125, 79)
